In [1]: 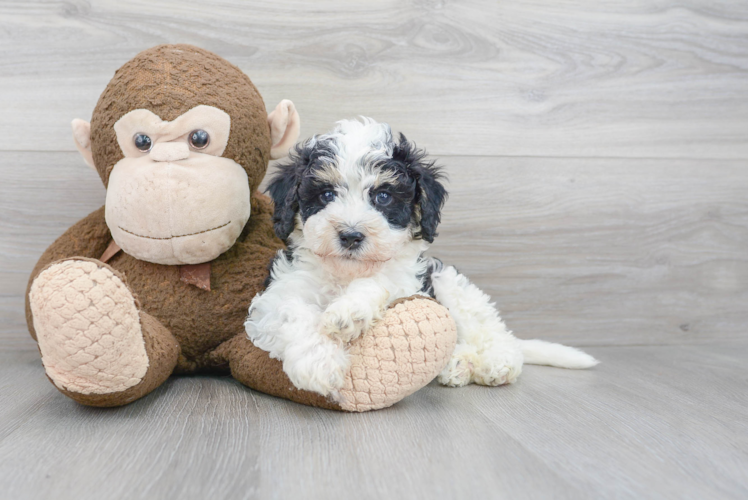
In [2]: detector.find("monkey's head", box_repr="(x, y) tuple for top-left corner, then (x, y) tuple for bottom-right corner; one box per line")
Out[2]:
(71, 44), (299, 265)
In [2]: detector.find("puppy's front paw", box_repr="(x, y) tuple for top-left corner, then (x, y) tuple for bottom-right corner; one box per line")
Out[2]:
(283, 342), (350, 398)
(321, 298), (378, 343)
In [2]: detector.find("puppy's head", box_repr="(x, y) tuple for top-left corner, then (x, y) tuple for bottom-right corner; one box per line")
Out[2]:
(267, 118), (447, 269)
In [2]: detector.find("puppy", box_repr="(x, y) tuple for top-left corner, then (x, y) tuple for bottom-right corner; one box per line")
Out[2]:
(245, 118), (598, 398)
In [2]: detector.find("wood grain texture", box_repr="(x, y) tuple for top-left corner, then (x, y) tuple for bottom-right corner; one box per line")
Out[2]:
(3, 152), (747, 350)
(0, 0), (747, 158)
(7, 152), (743, 348)
(0, 152), (104, 350)
(1, 344), (746, 500)
(426, 156), (748, 346)
(1, 3), (747, 498)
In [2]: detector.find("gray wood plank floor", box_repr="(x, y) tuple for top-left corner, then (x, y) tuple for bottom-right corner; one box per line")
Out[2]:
(1, 344), (746, 500)
(1, 1), (746, 499)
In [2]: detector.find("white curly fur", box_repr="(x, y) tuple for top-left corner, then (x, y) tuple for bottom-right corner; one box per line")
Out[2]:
(245, 118), (598, 398)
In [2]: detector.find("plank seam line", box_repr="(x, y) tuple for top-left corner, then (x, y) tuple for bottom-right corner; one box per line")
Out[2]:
(1, 150), (747, 162)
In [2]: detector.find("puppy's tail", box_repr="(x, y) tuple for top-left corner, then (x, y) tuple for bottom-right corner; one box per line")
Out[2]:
(520, 339), (599, 369)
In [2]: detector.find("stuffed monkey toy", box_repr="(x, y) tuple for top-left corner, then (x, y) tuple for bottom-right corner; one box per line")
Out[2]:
(25, 45), (456, 412)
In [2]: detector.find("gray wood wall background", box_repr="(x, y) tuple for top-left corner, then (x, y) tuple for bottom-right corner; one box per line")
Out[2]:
(0, 2), (746, 499)
(2, 0), (746, 351)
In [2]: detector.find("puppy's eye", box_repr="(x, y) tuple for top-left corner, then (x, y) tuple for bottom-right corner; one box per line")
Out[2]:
(189, 129), (210, 150)
(133, 133), (152, 152)
(375, 191), (392, 206)
(320, 190), (336, 204)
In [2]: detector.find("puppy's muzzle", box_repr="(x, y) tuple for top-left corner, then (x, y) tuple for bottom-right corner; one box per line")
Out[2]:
(339, 231), (365, 250)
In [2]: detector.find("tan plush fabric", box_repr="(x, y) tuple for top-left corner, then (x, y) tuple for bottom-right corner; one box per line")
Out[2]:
(71, 119), (95, 169)
(105, 153), (251, 265)
(267, 99), (301, 159)
(90, 44), (271, 193)
(113, 106), (231, 158)
(25, 44), (458, 411)
(27, 196), (283, 372)
(213, 296), (456, 411)
(339, 297), (457, 412)
(29, 259), (149, 394)
(57, 310), (180, 408)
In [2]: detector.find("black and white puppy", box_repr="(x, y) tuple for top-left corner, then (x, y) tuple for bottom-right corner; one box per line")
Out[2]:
(245, 118), (597, 398)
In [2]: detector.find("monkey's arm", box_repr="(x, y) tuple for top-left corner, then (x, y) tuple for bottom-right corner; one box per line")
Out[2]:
(25, 206), (112, 339)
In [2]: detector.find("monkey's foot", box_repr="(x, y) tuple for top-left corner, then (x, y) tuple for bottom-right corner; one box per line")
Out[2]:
(338, 297), (457, 411)
(29, 259), (177, 404)
(221, 296), (457, 412)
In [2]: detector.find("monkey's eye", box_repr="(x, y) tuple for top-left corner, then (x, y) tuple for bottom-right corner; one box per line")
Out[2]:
(133, 133), (152, 152)
(189, 129), (210, 150)
(320, 191), (336, 204)
(375, 191), (393, 206)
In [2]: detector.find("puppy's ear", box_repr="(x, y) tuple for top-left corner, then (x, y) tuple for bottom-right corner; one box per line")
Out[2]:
(395, 134), (448, 243)
(266, 146), (306, 241)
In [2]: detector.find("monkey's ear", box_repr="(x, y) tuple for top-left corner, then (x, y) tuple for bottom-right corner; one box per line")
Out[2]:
(71, 119), (96, 170)
(396, 134), (448, 243)
(266, 155), (302, 241)
(267, 100), (300, 160)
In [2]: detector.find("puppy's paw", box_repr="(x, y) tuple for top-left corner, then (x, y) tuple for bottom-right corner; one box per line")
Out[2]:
(437, 344), (478, 387)
(283, 342), (350, 398)
(437, 341), (524, 387)
(472, 342), (524, 386)
(321, 297), (379, 343)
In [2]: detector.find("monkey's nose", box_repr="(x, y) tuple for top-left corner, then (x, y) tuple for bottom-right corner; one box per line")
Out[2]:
(339, 231), (365, 250)
(150, 142), (190, 162)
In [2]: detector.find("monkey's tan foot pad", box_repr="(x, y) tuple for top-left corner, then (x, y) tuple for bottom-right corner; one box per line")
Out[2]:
(29, 259), (149, 395)
(338, 297), (457, 412)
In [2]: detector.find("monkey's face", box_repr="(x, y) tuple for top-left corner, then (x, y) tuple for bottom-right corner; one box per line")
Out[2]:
(104, 105), (249, 265)
(72, 45), (301, 266)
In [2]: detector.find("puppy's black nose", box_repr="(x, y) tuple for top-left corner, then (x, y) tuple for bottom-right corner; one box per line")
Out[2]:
(339, 231), (365, 250)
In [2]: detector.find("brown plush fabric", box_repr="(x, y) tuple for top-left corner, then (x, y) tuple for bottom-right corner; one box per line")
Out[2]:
(27, 194), (283, 372)
(214, 334), (344, 411)
(25, 207), (112, 342)
(89, 44), (271, 193)
(57, 311), (180, 407)
(211, 294), (455, 412)
(111, 193), (282, 371)
(25, 45), (457, 411)
(25, 44), (284, 407)
(31, 255), (179, 406)
(27, 194), (284, 406)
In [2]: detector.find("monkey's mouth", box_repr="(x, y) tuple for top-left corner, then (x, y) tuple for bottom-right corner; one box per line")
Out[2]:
(117, 221), (231, 240)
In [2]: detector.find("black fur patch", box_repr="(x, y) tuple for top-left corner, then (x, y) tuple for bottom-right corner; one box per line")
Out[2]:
(418, 256), (444, 298)
(266, 128), (448, 244)
(265, 139), (338, 241)
(298, 177), (336, 223)
(391, 134), (448, 242)
(364, 133), (448, 240)
(369, 171), (417, 229)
